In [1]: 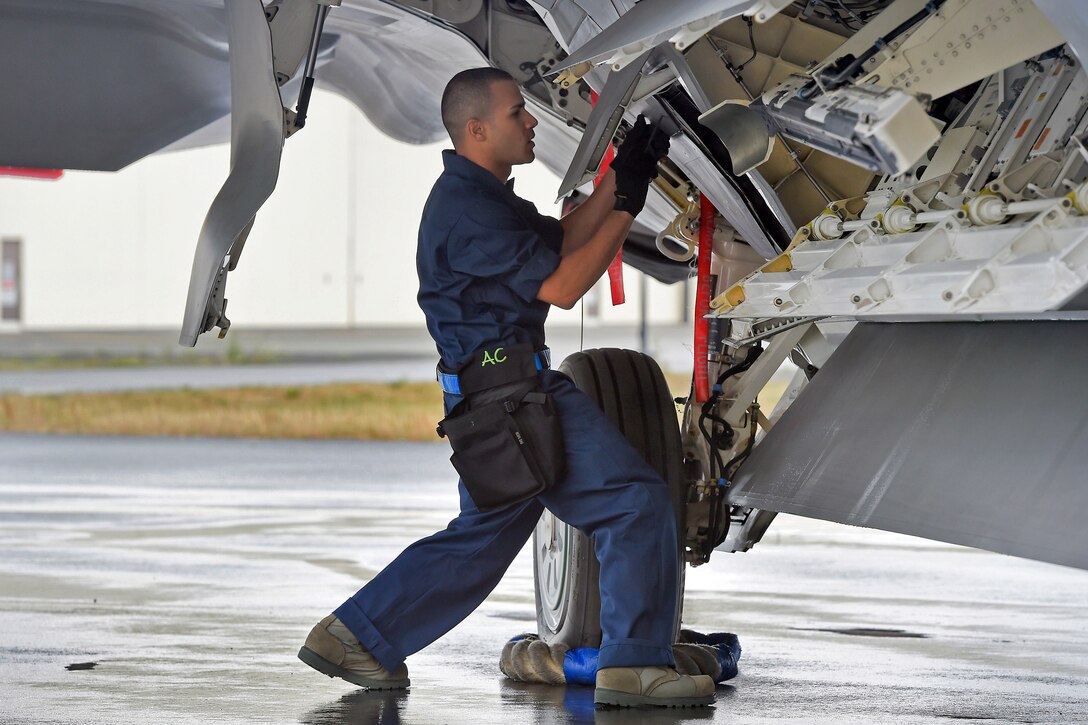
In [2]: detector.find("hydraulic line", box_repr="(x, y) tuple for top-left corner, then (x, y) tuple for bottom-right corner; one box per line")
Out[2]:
(734, 17), (757, 73)
(693, 194), (715, 403)
(694, 344), (764, 563)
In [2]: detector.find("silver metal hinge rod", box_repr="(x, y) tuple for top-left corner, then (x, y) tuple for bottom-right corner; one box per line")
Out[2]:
(294, 4), (330, 130)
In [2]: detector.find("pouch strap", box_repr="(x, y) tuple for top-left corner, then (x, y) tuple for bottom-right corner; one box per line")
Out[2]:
(521, 391), (549, 406)
(436, 386), (543, 439)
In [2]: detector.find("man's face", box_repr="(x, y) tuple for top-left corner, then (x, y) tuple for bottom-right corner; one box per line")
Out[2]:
(482, 80), (538, 167)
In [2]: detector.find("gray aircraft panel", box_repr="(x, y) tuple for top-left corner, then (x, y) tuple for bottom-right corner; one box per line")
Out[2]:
(0, 0), (504, 167)
(730, 321), (1088, 570)
(553, 0), (760, 74)
(0, 0), (230, 171)
(1034, 0), (1088, 69)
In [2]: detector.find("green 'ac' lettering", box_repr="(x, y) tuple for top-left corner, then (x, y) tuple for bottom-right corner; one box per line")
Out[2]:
(481, 347), (507, 366)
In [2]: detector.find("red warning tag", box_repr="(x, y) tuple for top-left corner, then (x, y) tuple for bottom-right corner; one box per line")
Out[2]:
(606, 252), (625, 305)
(591, 91), (624, 306)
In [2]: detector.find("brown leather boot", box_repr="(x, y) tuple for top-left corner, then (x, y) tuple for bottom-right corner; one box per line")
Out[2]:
(298, 614), (410, 689)
(594, 666), (715, 708)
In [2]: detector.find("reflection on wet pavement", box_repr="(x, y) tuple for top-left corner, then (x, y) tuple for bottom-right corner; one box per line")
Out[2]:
(299, 683), (729, 725)
(1, 434), (1087, 724)
(302, 690), (410, 725)
(791, 627), (928, 638)
(497, 680), (726, 724)
(300, 683), (729, 725)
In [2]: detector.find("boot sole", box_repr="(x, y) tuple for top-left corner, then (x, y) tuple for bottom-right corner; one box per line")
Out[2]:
(594, 687), (714, 708)
(297, 646), (410, 690)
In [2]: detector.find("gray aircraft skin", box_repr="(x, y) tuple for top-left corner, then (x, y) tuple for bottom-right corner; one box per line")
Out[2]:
(4, 0), (1088, 642)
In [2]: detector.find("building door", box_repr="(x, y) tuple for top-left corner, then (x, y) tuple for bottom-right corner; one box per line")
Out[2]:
(2, 238), (21, 323)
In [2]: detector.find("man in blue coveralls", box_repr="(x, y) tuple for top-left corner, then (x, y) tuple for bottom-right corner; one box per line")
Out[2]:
(299, 67), (715, 708)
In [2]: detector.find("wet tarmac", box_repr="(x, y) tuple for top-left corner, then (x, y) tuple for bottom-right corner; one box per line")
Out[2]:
(2, 433), (1087, 724)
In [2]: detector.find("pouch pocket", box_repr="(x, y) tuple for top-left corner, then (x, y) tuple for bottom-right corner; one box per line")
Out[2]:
(438, 389), (565, 511)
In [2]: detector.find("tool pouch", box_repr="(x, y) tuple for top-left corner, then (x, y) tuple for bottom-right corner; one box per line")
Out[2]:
(437, 382), (565, 511)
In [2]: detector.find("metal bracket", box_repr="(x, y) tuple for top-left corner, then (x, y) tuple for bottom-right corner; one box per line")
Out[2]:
(265, 0), (323, 86)
(721, 322), (810, 428)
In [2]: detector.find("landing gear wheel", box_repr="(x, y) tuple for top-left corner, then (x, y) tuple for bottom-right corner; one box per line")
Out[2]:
(533, 348), (687, 648)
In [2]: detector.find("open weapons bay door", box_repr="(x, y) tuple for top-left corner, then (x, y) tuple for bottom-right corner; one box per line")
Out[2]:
(730, 321), (1088, 571)
(179, 0), (285, 346)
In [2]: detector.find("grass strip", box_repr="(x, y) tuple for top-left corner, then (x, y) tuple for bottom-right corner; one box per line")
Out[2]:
(0, 351), (282, 371)
(0, 374), (783, 441)
(0, 382), (446, 441)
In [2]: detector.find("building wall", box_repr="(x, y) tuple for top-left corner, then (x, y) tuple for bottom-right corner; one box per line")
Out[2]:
(0, 90), (689, 333)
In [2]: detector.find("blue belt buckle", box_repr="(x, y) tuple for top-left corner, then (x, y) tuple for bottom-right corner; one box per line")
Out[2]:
(436, 367), (462, 395)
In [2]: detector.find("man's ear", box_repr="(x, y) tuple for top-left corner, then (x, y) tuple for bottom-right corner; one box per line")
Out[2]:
(466, 118), (487, 143)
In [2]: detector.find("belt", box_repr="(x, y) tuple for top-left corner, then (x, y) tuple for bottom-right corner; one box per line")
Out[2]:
(437, 347), (551, 395)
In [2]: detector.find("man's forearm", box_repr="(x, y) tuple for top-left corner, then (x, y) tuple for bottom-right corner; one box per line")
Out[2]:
(538, 210), (633, 309)
(558, 171), (618, 256)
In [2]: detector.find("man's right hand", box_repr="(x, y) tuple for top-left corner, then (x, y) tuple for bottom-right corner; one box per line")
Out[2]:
(539, 119), (670, 308)
(611, 116), (670, 217)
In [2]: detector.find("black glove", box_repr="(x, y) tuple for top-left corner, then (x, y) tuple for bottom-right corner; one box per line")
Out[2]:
(611, 115), (668, 180)
(611, 115), (670, 216)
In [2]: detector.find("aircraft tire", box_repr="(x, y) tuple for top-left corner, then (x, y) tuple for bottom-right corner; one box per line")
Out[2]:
(533, 347), (686, 648)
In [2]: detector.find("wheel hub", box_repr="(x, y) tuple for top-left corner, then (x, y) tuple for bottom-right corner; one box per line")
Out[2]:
(534, 511), (570, 632)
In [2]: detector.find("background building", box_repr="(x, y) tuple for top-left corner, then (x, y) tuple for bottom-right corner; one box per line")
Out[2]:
(0, 90), (691, 339)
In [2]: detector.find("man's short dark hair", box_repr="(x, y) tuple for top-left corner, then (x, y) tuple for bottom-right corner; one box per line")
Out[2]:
(440, 67), (515, 146)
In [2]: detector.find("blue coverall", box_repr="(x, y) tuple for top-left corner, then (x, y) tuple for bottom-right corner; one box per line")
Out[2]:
(334, 150), (679, 673)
